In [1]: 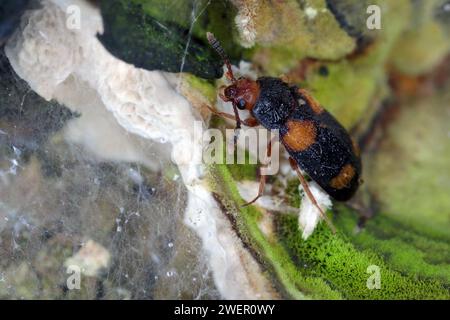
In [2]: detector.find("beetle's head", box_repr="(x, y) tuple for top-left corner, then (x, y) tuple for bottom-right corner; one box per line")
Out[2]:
(222, 78), (260, 111)
(206, 33), (260, 112)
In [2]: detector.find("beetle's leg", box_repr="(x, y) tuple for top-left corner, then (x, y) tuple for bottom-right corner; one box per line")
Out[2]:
(206, 104), (240, 145)
(206, 104), (236, 121)
(206, 105), (259, 127)
(206, 104), (259, 146)
(242, 138), (274, 207)
(242, 117), (259, 127)
(288, 157), (336, 234)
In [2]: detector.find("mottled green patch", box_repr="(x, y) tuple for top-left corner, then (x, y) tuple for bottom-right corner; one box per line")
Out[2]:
(302, 0), (411, 128)
(182, 73), (217, 103)
(286, 179), (301, 208)
(227, 150), (258, 181)
(251, 0), (356, 75)
(390, 0), (450, 75)
(277, 211), (449, 299)
(367, 92), (450, 241)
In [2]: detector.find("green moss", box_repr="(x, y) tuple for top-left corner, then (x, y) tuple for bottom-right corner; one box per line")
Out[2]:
(277, 211), (450, 299)
(209, 163), (342, 299)
(228, 162), (257, 182)
(336, 208), (450, 286)
(227, 150), (258, 181)
(182, 73), (217, 103)
(286, 179), (301, 208)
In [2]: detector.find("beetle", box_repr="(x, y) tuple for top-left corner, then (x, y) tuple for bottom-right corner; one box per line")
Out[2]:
(206, 32), (362, 232)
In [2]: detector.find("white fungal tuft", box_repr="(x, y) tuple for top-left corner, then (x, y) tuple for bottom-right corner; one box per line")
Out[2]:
(232, 0), (260, 48)
(305, 7), (318, 20)
(298, 181), (332, 239)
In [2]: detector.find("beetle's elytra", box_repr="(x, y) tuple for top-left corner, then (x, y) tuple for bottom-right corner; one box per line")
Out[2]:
(206, 32), (362, 230)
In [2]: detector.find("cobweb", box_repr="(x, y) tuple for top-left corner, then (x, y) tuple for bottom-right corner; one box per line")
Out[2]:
(178, 0), (211, 77)
(0, 0), (222, 299)
(0, 107), (220, 299)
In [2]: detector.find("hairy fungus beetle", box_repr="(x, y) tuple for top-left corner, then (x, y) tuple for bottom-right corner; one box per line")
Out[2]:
(207, 32), (362, 231)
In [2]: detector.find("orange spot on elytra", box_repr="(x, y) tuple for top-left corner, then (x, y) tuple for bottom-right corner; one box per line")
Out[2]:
(282, 120), (317, 151)
(330, 164), (356, 189)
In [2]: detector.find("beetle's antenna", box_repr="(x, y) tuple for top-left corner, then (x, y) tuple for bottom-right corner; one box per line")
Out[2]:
(207, 32), (236, 83)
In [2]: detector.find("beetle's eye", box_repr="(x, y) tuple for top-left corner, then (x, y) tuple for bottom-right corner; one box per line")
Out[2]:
(237, 99), (246, 110)
(224, 86), (236, 98)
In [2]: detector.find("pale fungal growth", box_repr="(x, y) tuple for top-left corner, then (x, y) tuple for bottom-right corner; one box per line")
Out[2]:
(304, 7), (318, 20)
(231, 0), (260, 48)
(237, 180), (297, 214)
(298, 181), (332, 239)
(5, 0), (275, 299)
(238, 174), (333, 240)
(64, 240), (110, 277)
